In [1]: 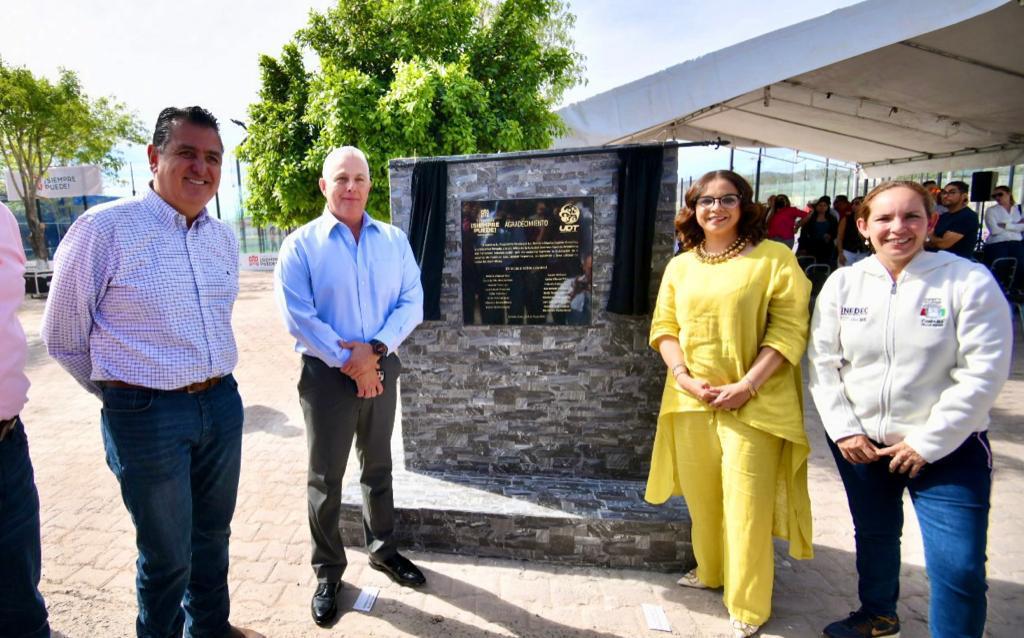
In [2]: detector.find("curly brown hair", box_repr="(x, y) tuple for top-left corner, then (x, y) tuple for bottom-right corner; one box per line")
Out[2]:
(675, 170), (767, 251)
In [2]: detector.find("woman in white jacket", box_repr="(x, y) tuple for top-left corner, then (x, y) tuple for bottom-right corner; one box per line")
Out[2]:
(983, 185), (1024, 287)
(808, 181), (1011, 638)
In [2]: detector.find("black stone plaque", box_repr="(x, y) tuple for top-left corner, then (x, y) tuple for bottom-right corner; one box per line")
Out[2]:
(461, 197), (594, 326)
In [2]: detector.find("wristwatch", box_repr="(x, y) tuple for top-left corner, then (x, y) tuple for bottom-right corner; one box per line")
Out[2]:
(369, 339), (388, 357)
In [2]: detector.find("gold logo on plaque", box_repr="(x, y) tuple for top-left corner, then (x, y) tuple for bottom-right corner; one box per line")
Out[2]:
(558, 204), (580, 224)
(559, 203), (580, 232)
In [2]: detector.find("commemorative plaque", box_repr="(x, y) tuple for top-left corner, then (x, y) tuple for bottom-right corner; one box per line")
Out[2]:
(461, 196), (594, 326)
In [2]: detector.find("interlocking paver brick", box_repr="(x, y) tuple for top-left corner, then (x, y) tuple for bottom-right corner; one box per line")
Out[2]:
(64, 566), (117, 589)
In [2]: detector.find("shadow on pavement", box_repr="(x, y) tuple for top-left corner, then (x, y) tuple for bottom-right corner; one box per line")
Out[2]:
(657, 542), (1022, 637)
(355, 566), (623, 638)
(243, 404), (303, 438)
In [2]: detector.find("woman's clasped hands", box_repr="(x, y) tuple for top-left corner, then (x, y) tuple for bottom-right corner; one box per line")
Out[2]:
(677, 376), (753, 411)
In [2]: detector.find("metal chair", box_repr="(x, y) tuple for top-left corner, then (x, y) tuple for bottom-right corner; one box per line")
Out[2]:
(989, 257), (1017, 293)
(805, 263), (831, 305)
(797, 255), (815, 272)
(1008, 289), (1024, 339)
(989, 257), (1024, 338)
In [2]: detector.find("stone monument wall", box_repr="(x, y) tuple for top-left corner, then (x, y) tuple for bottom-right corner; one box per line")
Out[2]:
(389, 147), (678, 480)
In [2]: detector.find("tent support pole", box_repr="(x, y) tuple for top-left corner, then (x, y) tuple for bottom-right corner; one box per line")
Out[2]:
(754, 148), (763, 201)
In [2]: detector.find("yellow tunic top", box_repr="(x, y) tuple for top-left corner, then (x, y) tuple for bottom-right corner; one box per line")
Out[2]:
(645, 240), (814, 559)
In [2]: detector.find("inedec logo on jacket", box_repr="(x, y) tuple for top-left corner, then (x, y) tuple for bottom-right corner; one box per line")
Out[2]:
(840, 306), (868, 322)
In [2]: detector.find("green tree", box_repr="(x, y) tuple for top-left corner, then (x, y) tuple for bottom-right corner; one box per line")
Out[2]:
(239, 0), (583, 228)
(0, 58), (145, 260)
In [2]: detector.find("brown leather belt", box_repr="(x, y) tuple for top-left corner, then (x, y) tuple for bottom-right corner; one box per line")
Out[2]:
(0, 416), (18, 441)
(102, 377), (223, 394)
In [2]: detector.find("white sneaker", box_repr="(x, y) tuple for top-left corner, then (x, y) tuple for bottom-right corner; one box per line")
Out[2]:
(730, 617), (760, 637)
(676, 568), (708, 589)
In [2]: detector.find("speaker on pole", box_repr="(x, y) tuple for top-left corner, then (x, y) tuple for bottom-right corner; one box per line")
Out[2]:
(970, 171), (997, 202)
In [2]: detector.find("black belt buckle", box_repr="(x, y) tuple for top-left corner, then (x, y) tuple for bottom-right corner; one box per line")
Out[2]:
(0, 416), (18, 441)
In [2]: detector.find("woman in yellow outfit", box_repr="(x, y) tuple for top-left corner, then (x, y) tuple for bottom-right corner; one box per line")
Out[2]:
(646, 170), (813, 638)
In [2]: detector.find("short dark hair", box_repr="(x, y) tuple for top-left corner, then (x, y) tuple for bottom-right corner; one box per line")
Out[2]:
(922, 180), (938, 189)
(818, 195), (832, 204)
(152, 106), (221, 151)
(675, 170), (766, 250)
(834, 195), (849, 204)
(946, 180), (969, 195)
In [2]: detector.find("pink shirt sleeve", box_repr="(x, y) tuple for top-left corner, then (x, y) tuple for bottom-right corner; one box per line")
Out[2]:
(0, 202), (30, 419)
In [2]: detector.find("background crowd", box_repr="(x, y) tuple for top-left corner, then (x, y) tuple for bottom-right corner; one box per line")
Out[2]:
(761, 180), (1024, 292)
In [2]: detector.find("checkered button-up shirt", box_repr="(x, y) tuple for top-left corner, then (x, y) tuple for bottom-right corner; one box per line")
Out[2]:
(42, 188), (239, 395)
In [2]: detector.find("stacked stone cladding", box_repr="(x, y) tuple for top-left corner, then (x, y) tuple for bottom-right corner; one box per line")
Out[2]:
(389, 147), (678, 481)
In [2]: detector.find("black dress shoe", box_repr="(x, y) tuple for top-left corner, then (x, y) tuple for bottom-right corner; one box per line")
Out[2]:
(368, 552), (426, 587)
(311, 582), (341, 626)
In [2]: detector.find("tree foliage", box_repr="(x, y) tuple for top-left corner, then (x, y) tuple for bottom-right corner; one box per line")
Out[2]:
(0, 58), (145, 260)
(239, 0), (584, 228)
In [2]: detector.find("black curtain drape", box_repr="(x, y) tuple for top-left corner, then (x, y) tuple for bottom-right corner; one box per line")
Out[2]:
(607, 147), (665, 315)
(408, 160), (448, 320)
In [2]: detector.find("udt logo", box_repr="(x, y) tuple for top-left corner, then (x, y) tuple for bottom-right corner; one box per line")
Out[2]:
(248, 255), (259, 266)
(559, 203), (580, 233)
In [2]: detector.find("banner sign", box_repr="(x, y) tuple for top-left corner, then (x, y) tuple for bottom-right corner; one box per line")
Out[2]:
(5, 165), (103, 199)
(240, 252), (279, 272)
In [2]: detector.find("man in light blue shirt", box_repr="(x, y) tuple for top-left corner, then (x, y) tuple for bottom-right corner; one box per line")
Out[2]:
(274, 146), (424, 627)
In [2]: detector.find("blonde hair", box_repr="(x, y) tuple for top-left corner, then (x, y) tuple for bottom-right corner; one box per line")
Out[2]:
(856, 180), (935, 224)
(855, 181), (936, 254)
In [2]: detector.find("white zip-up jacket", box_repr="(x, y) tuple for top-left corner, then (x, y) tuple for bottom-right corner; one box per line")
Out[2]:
(808, 251), (1011, 463)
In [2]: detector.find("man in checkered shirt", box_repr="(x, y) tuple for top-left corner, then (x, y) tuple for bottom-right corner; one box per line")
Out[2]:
(42, 107), (261, 638)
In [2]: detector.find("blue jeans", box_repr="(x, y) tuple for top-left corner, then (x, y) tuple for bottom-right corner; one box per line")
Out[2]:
(101, 376), (243, 638)
(0, 418), (50, 638)
(828, 432), (992, 638)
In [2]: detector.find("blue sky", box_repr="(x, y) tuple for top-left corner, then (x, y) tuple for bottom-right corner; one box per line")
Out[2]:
(560, 0), (860, 106)
(3, 0), (859, 205)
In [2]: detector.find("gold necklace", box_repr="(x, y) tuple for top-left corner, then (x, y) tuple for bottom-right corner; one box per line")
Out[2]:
(694, 235), (748, 264)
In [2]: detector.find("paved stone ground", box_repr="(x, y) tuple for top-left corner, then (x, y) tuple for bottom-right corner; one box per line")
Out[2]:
(19, 271), (1023, 637)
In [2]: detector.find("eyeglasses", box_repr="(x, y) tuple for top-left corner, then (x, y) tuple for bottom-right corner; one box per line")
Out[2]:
(695, 195), (741, 209)
(992, 192), (1008, 199)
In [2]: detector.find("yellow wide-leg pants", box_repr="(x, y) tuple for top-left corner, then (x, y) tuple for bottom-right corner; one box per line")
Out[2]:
(672, 410), (783, 626)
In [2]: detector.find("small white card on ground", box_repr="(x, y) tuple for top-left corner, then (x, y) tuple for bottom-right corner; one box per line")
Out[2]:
(353, 586), (380, 612)
(642, 603), (672, 632)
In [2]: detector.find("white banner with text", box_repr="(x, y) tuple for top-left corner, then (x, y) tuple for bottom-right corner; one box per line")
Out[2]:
(240, 252), (279, 271)
(5, 165), (103, 199)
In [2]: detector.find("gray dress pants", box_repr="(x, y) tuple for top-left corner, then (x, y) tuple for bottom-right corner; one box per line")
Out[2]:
(298, 353), (400, 583)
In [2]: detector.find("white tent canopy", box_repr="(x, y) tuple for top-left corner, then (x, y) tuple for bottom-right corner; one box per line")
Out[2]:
(555, 0), (1024, 179)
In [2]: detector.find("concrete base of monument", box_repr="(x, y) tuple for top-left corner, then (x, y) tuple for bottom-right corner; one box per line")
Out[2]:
(337, 467), (694, 571)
